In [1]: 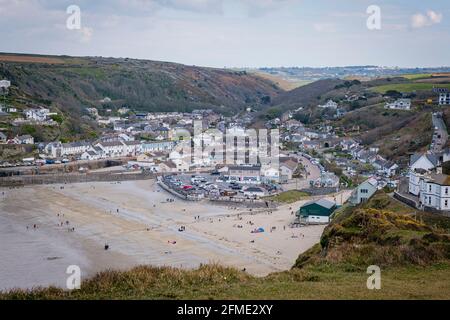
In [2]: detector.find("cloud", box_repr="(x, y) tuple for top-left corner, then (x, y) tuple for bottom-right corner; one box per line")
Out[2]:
(154, 0), (223, 13)
(79, 27), (93, 43)
(313, 23), (336, 33)
(428, 10), (443, 24)
(411, 10), (443, 29)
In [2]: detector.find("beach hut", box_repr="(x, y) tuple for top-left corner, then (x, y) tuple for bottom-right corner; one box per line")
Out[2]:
(296, 199), (336, 224)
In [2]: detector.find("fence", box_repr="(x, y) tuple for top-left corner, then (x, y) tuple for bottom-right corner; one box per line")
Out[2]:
(393, 192), (418, 208)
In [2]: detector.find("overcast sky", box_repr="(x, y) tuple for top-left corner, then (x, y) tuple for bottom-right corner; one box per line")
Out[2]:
(0, 0), (449, 68)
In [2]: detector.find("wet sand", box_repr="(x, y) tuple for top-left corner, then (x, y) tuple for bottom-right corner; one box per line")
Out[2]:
(0, 180), (351, 291)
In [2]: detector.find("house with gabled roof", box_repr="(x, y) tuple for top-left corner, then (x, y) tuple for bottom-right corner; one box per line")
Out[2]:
(410, 153), (439, 172)
(349, 177), (378, 205)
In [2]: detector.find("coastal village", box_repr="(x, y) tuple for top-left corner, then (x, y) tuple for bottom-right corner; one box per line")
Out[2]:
(1, 72), (450, 292)
(2, 0), (450, 301)
(2, 76), (450, 221)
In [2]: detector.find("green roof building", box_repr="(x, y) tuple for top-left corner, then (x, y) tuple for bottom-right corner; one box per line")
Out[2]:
(296, 199), (337, 224)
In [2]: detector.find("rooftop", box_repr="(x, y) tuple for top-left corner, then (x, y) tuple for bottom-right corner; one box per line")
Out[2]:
(302, 198), (336, 209)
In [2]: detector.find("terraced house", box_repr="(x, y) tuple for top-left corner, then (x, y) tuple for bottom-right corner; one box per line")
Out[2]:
(415, 172), (450, 212)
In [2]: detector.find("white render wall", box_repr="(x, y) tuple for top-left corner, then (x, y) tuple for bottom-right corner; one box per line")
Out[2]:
(419, 181), (450, 210)
(409, 171), (421, 196)
(410, 156), (435, 171)
(306, 215), (330, 224)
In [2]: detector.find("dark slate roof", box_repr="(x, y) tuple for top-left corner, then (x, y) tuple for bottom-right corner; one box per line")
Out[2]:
(245, 187), (264, 192)
(17, 135), (33, 140)
(229, 165), (261, 171)
(302, 198), (336, 210)
(410, 153), (439, 166)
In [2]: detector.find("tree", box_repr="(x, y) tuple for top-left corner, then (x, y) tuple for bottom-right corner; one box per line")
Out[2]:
(50, 114), (64, 124)
(261, 96), (271, 104)
(384, 90), (402, 99)
(265, 107), (282, 120)
(293, 112), (310, 124)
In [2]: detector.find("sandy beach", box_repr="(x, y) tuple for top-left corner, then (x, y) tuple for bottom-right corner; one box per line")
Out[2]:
(0, 179), (351, 291)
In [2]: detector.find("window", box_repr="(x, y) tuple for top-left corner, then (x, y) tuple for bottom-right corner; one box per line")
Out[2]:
(446, 188), (449, 195)
(429, 185), (432, 192)
(445, 200), (448, 207)
(361, 189), (368, 194)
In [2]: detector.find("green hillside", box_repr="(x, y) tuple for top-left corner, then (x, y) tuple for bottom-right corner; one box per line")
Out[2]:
(0, 53), (281, 116)
(371, 83), (450, 94)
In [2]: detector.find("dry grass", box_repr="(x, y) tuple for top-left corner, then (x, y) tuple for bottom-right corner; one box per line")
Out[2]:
(251, 71), (311, 91)
(1, 262), (449, 300)
(0, 54), (65, 64)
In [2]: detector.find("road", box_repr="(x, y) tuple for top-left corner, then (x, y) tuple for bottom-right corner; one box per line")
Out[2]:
(282, 153), (322, 191)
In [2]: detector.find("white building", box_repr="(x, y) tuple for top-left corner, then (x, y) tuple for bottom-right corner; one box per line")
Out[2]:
(14, 134), (34, 145)
(409, 169), (425, 196)
(279, 158), (298, 182)
(385, 98), (411, 110)
(349, 177), (378, 205)
(261, 166), (280, 183)
(439, 93), (450, 106)
(141, 141), (175, 153)
(123, 140), (142, 156)
(95, 141), (126, 157)
(318, 100), (338, 109)
(226, 165), (261, 184)
(243, 187), (265, 198)
(0, 80), (11, 90)
(24, 108), (52, 122)
(410, 153), (439, 172)
(80, 150), (102, 161)
(159, 159), (190, 173)
(416, 173), (450, 211)
(61, 141), (91, 156)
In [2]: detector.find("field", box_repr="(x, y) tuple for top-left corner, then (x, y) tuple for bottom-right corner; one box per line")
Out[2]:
(250, 70), (312, 91)
(265, 190), (310, 204)
(401, 74), (432, 80)
(0, 54), (65, 64)
(370, 83), (450, 94)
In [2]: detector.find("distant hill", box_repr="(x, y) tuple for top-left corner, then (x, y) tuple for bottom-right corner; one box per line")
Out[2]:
(0, 53), (282, 116)
(257, 66), (450, 82)
(271, 79), (345, 110)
